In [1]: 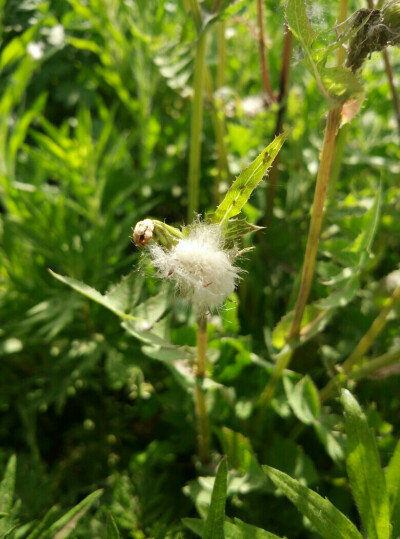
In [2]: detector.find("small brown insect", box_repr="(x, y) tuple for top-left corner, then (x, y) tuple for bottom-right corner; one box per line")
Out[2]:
(202, 282), (213, 288)
(167, 268), (174, 277)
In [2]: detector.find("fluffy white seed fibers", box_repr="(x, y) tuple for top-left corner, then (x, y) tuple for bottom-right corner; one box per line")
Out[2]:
(148, 223), (240, 312)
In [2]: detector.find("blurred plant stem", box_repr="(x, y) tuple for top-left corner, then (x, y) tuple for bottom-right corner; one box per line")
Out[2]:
(195, 313), (210, 462)
(259, 0), (349, 411)
(208, 22), (230, 206)
(319, 283), (400, 402)
(256, 0), (274, 104)
(188, 0), (207, 221)
(265, 25), (293, 226)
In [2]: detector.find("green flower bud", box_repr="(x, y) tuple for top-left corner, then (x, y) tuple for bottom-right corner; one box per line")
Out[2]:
(133, 219), (183, 249)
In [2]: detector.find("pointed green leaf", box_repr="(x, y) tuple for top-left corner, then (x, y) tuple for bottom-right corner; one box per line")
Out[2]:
(223, 219), (264, 242)
(284, 375), (320, 425)
(183, 518), (284, 539)
(106, 512), (121, 539)
(0, 455), (16, 514)
(203, 458), (228, 539)
(386, 440), (400, 537)
(49, 270), (140, 321)
(225, 518), (284, 538)
(350, 183), (382, 255)
(263, 466), (362, 539)
(183, 517), (204, 537)
(341, 390), (390, 539)
(26, 506), (59, 539)
(286, 0), (364, 106)
(285, 0), (317, 47)
(42, 489), (103, 538)
(213, 132), (288, 225)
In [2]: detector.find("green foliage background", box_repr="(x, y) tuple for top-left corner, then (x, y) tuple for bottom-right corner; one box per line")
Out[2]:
(0, 0), (399, 537)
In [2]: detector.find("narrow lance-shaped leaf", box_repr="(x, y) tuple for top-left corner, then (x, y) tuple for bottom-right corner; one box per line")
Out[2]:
(203, 458), (228, 539)
(183, 518), (284, 538)
(42, 489), (103, 538)
(263, 465), (362, 539)
(386, 440), (400, 537)
(0, 455), (16, 514)
(341, 390), (390, 539)
(350, 181), (382, 256)
(106, 512), (121, 539)
(213, 132), (289, 225)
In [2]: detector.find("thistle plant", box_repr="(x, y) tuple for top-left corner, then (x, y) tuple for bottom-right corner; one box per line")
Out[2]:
(133, 133), (287, 461)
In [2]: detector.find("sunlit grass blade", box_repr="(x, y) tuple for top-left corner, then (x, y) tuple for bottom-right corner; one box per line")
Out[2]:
(203, 458), (228, 539)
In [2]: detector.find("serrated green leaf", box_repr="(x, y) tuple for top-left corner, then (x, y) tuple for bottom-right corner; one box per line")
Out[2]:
(49, 270), (140, 321)
(203, 458), (228, 539)
(286, 0), (364, 107)
(105, 271), (143, 314)
(0, 455), (16, 514)
(42, 489), (103, 539)
(213, 132), (288, 225)
(223, 219), (264, 242)
(319, 65), (365, 104)
(284, 375), (320, 425)
(285, 0), (317, 47)
(386, 440), (400, 537)
(263, 466), (362, 539)
(106, 512), (120, 539)
(341, 390), (390, 539)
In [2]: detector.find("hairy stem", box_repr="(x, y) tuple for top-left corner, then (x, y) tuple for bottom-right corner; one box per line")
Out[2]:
(187, 0), (207, 221)
(256, 0), (274, 103)
(195, 313), (210, 462)
(288, 107), (341, 340)
(265, 26), (293, 226)
(319, 283), (400, 402)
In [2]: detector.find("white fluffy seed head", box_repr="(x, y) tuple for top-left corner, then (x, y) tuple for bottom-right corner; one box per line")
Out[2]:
(148, 223), (240, 312)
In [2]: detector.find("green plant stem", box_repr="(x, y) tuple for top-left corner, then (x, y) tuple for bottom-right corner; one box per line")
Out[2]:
(187, 1), (207, 222)
(349, 346), (400, 381)
(265, 25), (293, 226)
(211, 22), (230, 205)
(326, 123), (349, 203)
(260, 0), (350, 410)
(319, 283), (400, 402)
(195, 313), (210, 462)
(288, 107), (341, 340)
(256, 0), (274, 104)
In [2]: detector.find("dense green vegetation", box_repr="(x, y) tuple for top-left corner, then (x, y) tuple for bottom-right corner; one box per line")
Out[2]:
(1, 0), (400, 537)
